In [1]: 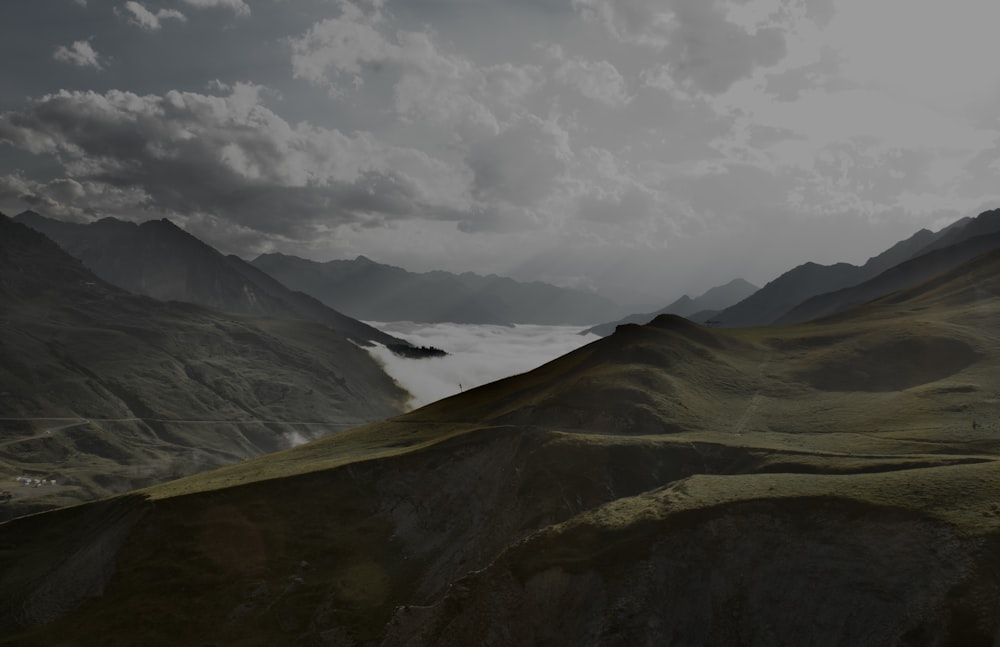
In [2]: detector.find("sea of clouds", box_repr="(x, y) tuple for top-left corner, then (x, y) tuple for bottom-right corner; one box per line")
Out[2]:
(366, 321), (601, 410)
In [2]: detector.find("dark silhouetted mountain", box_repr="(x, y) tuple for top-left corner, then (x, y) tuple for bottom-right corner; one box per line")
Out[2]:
(0, 213), (408, 516)
(7, 237), (1000, 645)
(252, 252), (625, 325)
(714, 212), (988, 327)
(13, 211), (418, 350)
(714, 261), (866, 327)
(583, 278), (758, 336)
(909, 208), (1000, 257)
(776, 230), (1000, 325)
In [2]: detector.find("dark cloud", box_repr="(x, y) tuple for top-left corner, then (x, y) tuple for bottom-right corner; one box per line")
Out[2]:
(0, 85), (465, 241)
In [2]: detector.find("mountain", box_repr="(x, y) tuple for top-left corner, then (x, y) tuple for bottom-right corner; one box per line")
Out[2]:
(252, 252), (625, 325)
(776, 230), (1000, 325)
(583, 278), (758, 336)
(6, 243), (1000, 645)
(910, 208), (1000, 257)
(12, 212), (422, 352)
(714, 210), (992, 327)
(0, 214), (407, 519)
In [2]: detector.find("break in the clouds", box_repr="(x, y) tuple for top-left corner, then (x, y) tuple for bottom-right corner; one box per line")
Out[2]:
(367, 322), (600, 409)
(3, 0), (1000, 302)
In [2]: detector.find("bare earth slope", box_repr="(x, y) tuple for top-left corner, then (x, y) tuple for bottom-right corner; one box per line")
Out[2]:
(6, 247), (1000, 645)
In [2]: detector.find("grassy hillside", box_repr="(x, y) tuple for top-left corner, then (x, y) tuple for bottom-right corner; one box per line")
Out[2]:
(5, 247), (1000, 645)
(0, 215), (408, 519)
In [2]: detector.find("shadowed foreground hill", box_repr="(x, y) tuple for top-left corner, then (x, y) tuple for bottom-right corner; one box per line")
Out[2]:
(0, 215), (407, 518)
(6, 247), (1000, 645)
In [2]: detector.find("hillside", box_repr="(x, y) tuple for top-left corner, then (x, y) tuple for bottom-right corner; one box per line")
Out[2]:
(252, 253), (626, 325)
(13, 212), (418, 351)
(5, 245), (1000, 645)
(583, 278), (758, 336)
(713, 210), (990, 327)
(776, 230), (1000, 325)
(0, 214), (408, 519)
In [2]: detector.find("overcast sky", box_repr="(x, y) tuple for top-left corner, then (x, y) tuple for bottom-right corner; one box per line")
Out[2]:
(2, 0), (999, 304)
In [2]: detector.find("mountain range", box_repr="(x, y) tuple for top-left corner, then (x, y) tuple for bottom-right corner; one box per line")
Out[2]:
(5, 226), (1000, 644)
(252, 252), (628, 325)
(711, 208), (1000, 327)
(583, 278), (758, 336)
(13, 211), (427, 353)
(0, 213), (408, 518)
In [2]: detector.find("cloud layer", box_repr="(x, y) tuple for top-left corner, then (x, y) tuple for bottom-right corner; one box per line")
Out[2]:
(3, 0), (1000, 301)
(366, 322), (600, 409)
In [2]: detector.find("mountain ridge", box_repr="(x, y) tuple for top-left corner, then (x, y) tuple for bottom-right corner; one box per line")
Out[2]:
(12, 211), (421, 351)
(252, 252), (629, 325)
(714, 209), (997, 327)
(583, 278), (758, 336)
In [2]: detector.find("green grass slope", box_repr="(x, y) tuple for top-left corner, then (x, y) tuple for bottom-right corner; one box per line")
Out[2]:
(5, 247), (1000, 645)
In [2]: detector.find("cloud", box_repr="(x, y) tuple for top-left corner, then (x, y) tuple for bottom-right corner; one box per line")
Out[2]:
(52, 40), (104, 70)
(118, 1), (187, 30)
(180, 0), (250, 15)
(573, 0), (786, 93)
(0, 84), (472, 244)
(290, 5), (542, 138)
(552, 51), (630, 107)
(365, 321), (600, 409)
(466, 115), (570, 207)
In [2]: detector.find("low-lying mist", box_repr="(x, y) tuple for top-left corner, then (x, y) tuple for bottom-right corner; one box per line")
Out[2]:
(366, 322), (600, 409)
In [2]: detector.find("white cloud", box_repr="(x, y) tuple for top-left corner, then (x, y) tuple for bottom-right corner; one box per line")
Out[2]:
(52, 40), (103, 70)
(290, 6), (542, 139)
(553, 54), (630, 107)
(180, 0), (249, 15)
(366, 322), (600, 409)
(119, 1), (187, 30)
(0, 85), (472, 240)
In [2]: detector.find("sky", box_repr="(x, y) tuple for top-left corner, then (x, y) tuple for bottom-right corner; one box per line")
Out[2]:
(2, 0), (1000, 304)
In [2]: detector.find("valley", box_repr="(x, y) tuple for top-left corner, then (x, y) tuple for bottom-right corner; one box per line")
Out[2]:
(5, 5), (1000, 644)
(5, 236), (1000, 644)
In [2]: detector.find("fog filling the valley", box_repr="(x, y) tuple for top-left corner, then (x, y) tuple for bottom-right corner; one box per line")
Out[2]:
(366, 322), (601, 409)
